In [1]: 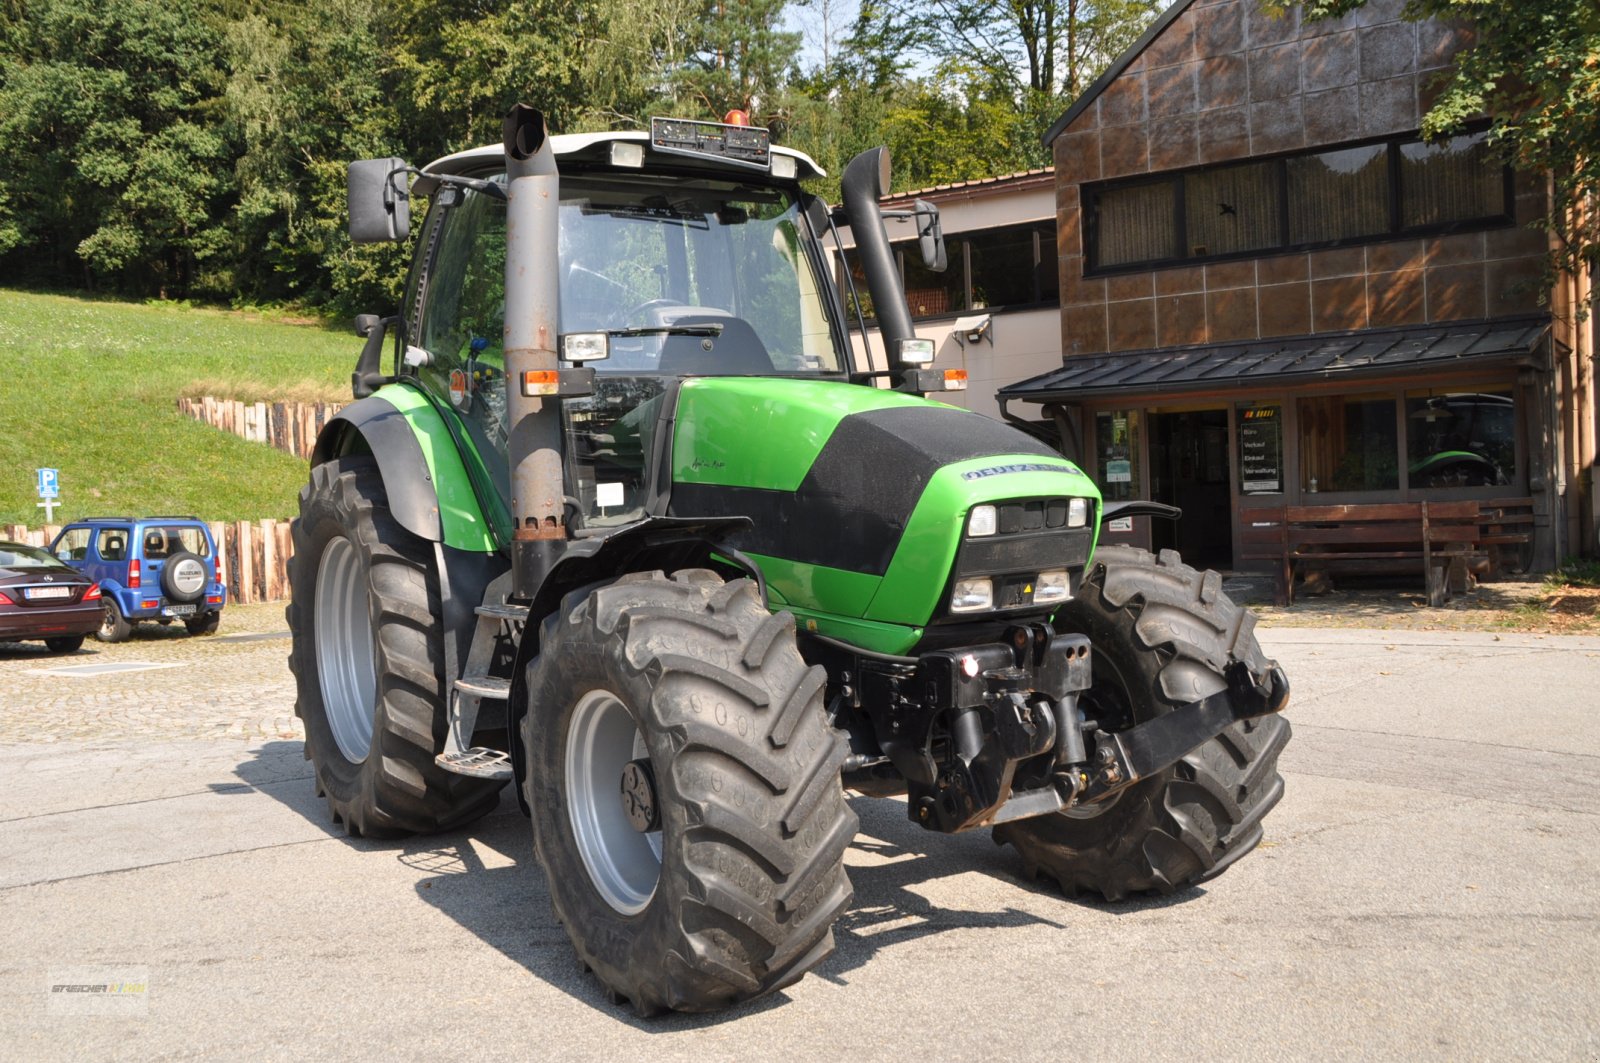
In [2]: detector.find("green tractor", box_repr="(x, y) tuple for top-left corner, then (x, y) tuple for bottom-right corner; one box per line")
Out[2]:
(288, 106), (1291, 1016)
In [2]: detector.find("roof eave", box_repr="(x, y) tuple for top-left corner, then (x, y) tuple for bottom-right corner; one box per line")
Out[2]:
(1041, 0), (1199, 147)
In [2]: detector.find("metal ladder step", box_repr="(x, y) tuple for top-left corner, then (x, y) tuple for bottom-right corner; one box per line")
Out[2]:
(435, 747), (513, 781)
(475, 602), (529, 621)
(456, 674), (510, 699)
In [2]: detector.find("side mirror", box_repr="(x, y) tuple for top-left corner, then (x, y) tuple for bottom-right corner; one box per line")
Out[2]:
(913, 199), (946, 272)
(348, 157), (411, 243)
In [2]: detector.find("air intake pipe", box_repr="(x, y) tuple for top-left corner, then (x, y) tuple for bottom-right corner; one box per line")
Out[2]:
(502, 104), (566, 599)
(840, 147), (919, 367)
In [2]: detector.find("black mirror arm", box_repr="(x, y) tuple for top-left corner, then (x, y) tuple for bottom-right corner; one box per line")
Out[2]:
(351, 314), (401, 399)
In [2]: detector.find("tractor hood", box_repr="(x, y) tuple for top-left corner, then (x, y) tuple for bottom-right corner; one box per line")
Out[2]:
(666, 377), (1101, 653)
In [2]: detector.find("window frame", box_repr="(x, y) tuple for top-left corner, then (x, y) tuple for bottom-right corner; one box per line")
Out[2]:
(1083, 127), (1514, 276)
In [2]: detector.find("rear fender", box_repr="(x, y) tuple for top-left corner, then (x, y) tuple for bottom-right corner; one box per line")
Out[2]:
(311, 387), (497, 552)
(503, 516), (758, 809)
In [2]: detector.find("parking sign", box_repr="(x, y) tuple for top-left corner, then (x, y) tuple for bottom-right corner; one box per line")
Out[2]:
(36, 468), (60, 499)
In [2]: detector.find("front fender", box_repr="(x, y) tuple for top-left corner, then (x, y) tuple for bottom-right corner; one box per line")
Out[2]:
(311, 384), (497, 552)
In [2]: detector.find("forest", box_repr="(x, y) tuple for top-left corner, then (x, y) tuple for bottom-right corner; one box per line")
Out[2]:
(0, 0), (1160, 313)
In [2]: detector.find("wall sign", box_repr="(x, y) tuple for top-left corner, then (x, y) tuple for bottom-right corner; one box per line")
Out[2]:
(1238, 405), (1282, 494)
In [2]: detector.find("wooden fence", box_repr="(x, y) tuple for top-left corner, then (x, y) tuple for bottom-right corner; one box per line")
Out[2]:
(4, 519), (296, 604)
(177, 396), (345, 460)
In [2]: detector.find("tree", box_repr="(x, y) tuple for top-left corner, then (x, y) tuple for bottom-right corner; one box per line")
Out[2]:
(0, 0), (234, 295)
(1301, 0), (1599, 299)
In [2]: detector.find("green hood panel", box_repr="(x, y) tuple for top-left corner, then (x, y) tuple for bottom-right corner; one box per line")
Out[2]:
(672, 377), (947, 490)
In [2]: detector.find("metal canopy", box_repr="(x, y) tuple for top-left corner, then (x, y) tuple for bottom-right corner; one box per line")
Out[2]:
(1001, 318), (1551, 405)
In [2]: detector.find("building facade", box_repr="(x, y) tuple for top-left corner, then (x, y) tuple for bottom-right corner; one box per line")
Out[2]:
(1000, 0), (1596, 570)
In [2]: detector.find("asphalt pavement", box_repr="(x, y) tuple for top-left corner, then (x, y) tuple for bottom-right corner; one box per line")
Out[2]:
(2, 624), (1597, 1061)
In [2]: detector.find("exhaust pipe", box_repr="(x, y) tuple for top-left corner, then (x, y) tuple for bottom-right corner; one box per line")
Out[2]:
(840, 147), (915, 365)
(502, 104), (566, 599)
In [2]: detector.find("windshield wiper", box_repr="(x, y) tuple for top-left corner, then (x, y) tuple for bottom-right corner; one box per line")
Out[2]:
(607, 324), (724, 338)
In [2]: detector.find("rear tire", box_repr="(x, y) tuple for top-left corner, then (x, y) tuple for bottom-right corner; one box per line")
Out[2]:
(184, 612), (220, 636)
(95, 601), (132, 643)
(994, 546), (1291, 900)
(44, 635), (85, 654)
(524, 570), (856, 1015)
(288, 457), (504, 837)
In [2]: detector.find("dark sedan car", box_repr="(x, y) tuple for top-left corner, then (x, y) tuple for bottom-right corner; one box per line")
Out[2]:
(0, 541), (103, 653)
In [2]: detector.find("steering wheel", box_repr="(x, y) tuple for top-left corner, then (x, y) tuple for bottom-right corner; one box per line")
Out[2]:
(613, 299), (683, 329)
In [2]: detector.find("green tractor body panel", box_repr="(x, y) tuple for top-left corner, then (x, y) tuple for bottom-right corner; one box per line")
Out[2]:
(667, 377), (1102, 656)
(370, 382), (501, 553)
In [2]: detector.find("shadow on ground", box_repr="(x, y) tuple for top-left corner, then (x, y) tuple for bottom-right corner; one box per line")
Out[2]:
(235, 740), (1204, 1026)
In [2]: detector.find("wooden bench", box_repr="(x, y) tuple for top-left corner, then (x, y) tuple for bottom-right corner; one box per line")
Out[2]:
(1282, 501), (1481, 606)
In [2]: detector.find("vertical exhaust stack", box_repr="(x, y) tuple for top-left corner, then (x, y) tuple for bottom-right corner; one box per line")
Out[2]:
(502, 104), (567, 599)
(840, 147), (915, 363)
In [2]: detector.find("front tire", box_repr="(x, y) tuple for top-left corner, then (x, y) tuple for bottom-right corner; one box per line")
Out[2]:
(524, 570), (856, 1015)
(184, 612), (220, 636)
(287, 457), (504, 837)
(44, 635), (85, 654)
(994, 546), (1291, 900)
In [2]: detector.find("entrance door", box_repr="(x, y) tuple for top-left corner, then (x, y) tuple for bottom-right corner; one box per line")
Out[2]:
(1148, 409), (1233, 568)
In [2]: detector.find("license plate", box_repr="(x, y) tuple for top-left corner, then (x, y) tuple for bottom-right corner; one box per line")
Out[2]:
(161, 604), (197, 617)
(24, 586), (73, 600)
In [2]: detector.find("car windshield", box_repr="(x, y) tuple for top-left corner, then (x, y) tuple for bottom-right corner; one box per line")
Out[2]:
(0, 544), (74, 570)
(140, 526), (211, 559)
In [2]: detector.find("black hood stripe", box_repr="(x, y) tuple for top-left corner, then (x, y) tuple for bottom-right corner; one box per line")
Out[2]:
(670, 406), (1058, 576)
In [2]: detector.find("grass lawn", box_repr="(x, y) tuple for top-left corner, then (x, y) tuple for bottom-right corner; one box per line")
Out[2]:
(0, 289), (355, 525)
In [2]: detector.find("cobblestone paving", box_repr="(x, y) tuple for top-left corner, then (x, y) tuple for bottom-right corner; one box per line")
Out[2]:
(0, 602), (304, 743)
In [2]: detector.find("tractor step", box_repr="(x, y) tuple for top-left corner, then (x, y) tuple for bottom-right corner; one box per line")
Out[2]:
(476, 603), (529, 621)
(435, 747), (514, 781)
(456, 674), (511, 699)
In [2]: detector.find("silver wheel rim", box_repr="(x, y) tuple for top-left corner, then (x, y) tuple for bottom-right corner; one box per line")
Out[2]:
(566, 689), (662, 915)
(315, 535), (377, 763)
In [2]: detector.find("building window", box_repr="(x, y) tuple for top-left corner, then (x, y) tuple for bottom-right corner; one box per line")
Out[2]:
(839, 221), (1058, 322)
(1287, 144), (1389, 245)
(1185, 161), (1281, 257)
(1406, 389), (1516, 488)
(1085, 130), (1511, 273)
(1095, 410), (1141, 502)
(1399, 134), (1508, 229)
(1092, 181), (1174, 268)
(1299, 396), (1399, 492)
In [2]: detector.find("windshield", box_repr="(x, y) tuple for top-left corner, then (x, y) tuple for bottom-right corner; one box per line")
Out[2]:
(0, 544), (74, 571)
(558, 174), (839, 374)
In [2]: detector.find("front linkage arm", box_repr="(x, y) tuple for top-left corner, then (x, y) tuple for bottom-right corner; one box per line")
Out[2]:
(1074, 661), (1291, 806)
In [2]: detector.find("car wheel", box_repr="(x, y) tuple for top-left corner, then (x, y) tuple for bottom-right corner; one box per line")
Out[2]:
(96, 600), (133, 643)
(184, 612), (220, 636)
(44, 635), (85, 654)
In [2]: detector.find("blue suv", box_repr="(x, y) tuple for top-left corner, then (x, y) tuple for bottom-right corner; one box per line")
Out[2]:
(50, 517), (227, 642)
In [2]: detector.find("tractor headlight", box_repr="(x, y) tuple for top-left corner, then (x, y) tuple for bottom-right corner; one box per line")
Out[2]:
(1067, 498), (1089, 527)
(967, 504), (997, 537)
(1034, 569), (1071, 605)
(950, 577), (993, 613)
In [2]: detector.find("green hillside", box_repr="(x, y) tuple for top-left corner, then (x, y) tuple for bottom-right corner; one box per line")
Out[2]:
(0, 290), (353, 526)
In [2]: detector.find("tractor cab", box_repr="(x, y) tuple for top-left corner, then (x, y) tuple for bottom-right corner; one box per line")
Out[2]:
(399, 131), (846, 530)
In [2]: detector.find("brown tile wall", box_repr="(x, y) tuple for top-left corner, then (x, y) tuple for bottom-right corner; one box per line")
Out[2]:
(1053, 0), (1549, 357)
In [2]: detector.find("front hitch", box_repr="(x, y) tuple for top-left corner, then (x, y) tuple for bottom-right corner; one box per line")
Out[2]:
(1074, 662), (1291, 806)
